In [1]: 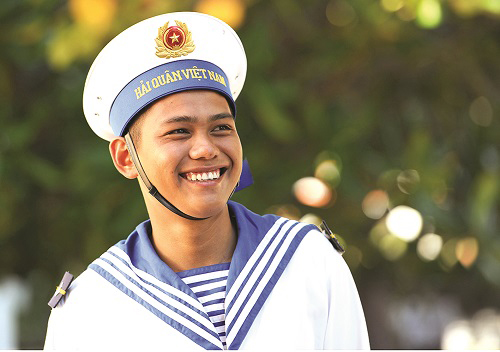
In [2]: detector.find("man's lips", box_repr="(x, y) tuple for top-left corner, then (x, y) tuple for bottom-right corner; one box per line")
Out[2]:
(180, 167), (228, 182)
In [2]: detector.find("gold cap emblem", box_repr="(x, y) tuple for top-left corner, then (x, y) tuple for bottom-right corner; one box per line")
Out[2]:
(155, 20), (195, 59)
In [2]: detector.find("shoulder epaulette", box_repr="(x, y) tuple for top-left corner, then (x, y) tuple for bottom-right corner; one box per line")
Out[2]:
(319, 220), (345, 255)
(48, 271), (74, 308)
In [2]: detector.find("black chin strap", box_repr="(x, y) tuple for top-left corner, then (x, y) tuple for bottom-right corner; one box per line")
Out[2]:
(124, 133), (208, 221)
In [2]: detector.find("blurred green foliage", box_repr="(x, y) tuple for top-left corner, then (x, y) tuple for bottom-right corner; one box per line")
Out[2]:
(0, 0), (499, 348)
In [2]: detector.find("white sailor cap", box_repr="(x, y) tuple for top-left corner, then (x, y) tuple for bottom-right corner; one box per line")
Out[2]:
(83, 12), (247, 141)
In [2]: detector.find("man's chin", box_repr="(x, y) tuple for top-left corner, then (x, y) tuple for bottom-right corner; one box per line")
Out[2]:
(182, 201), (229, 220)
(174, 195), (229, 219)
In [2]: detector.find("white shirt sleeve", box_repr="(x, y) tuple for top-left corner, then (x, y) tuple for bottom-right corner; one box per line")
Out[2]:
(44, 269), (205, 350)
(323, 250), (370, 349)
(44, 304), (60, 350)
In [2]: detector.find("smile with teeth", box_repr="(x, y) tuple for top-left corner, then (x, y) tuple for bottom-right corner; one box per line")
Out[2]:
(184, 169), (222, 182)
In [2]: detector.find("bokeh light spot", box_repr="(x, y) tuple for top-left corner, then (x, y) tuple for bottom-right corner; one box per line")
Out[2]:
(417, 233), (443, 261)
(326, 0), (357, 27)
(397, 169), (420, 194)
(442, 309), (500, 349)
(70, 0), (117, 32)
(362, 190), (389, 219)
(47, 26), (98, 70)
(456, 237), (479, 268)
(416, 0), (442, 28)
(380, 234), (408, 261)
(195, 0), (246, 29)
(293, 177), (333, 208)
(440, 238), (458, 268)
(315, 160), (341, 187)
(469, 96), (493, 127)
(267, 204), (301, 220)
(484, 0), (500, 14)
(381, 0), (404, 12)
(386, 205), (423, 242)
(442, 320), (475, 349)
(449, 0), (480, 16)
(299, 213), (322, 226)
(369, 220), (389, 246)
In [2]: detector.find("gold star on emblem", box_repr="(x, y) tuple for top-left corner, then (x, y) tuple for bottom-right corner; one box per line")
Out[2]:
(169, 32), (180, 43)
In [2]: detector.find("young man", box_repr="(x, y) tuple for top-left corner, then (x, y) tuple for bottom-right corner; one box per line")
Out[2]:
(44, 12), (370, 350)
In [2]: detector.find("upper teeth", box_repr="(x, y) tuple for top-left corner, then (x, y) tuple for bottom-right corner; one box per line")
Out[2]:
(186, 169), (221, 181)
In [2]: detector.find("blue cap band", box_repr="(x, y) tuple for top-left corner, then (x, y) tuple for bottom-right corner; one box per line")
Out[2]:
(109, 59), (235, 137)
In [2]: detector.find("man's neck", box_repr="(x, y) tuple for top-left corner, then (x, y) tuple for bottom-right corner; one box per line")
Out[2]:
(147, 204), (237, 272)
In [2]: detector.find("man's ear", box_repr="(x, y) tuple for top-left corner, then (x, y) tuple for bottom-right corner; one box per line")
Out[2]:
(109, 137), (138, 179)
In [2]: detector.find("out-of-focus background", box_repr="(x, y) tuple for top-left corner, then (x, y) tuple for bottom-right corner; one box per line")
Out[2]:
(1, 0), (499, 349)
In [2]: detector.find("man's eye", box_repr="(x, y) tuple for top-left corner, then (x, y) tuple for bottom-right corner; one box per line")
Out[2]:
(213, 125), (233, 132)
(166, 128), (189, 135)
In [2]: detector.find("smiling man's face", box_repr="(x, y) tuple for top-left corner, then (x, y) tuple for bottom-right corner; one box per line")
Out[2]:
(132, 90), (243, 219)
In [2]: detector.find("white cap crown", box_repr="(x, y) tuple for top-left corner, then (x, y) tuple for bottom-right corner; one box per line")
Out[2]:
(83, 12), (247, 141)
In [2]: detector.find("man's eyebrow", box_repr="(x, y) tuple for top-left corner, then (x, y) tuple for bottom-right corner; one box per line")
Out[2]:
(165, 115), (196, 123)
(164, 112), (234, 124)
(209, 112), (234, 121)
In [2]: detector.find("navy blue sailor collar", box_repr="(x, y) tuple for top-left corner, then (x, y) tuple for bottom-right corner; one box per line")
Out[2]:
(89, 201), (317, 349)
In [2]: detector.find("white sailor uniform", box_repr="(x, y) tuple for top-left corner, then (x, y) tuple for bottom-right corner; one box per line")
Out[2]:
(44, 201), (369, 350)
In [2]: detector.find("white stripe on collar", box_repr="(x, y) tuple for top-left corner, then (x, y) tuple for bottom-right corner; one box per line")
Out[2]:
(107, 246), (204, 311)
(225, 217), (288, 306)
(90, 251), (223, 349)
(225, 219), (309, 348)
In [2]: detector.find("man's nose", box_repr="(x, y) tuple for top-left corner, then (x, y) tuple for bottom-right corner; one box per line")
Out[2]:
(189, 134), (218, 160)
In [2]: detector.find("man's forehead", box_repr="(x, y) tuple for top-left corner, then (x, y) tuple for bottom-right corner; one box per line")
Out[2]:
(162, 113), (234, 124)
(144, 89), (234, 119)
